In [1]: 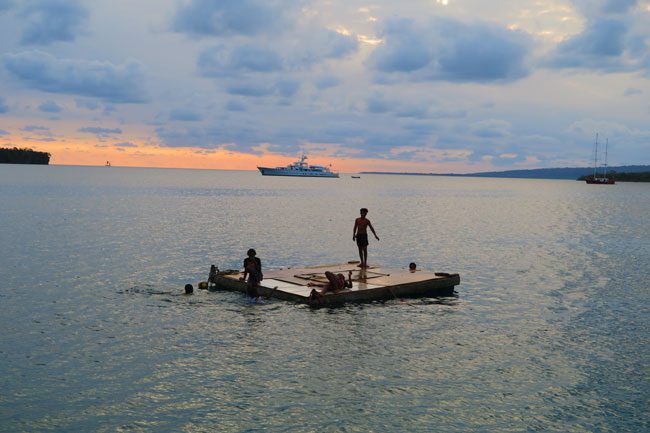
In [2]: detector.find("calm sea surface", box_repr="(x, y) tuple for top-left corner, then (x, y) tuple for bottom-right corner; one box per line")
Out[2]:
(1, 165), (648, 432)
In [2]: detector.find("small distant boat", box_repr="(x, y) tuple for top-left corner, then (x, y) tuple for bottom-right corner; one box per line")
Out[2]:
(258, 154), (339, 178)
(105, 161), (111, 167)
(585, 133), (615, 184)
(351, 175), (360, 179)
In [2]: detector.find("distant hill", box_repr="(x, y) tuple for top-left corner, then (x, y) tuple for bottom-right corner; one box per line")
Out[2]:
(0, 147), (50, 165)
(361, 165), (650, 180)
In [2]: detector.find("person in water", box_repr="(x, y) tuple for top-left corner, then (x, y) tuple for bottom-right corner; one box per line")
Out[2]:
(184, 283), (194, 294)
(409, 262), (417, 272)
(240, 248), (263, 299)
(308, 270), (353, 294)
(353, 208), (379, 268)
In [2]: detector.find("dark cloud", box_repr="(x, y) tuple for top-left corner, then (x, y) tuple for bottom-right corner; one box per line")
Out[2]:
(4, 50), (147, 103)
(230, 44), (284, 72)
(222, 79), (302, 99)
(112, 141), (137, 147)
(365, 93), (393, 113)
(155, 124), (299, 152)
(170, 108), (203, 121)
(314, 75), (341, 90)
(197, 28), (357, 79)
(0, 0), (13, 11)
(545, 2), (650, 75)
(225, 100), (247, 111)
(470, 119), (512, 138)
(275, 80), (300, 98)
(18, 0), (88, 45)
(291, 28), (358, 67)
(395, 104), (429, 119)
(368, 17), (532, 83)
(226, 83), (275, 97)
(173, 0), (297, 38)
(624, 87), (642, 96)
(546, 18), (627, 70)
(38, 101), (62, 113)
(0, 129), (10, 135)
(0, 96), (8, 113)
(156, 126), (233, 149)
(78, 126), (122, 135)
(75, 98), (100, 110)
(198, 44), (283, 77)
(602, 0), (637, 14)
(22, 125), (50, 131)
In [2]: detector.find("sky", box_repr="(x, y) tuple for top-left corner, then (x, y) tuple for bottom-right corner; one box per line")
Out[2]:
(0, 0), (649, 173)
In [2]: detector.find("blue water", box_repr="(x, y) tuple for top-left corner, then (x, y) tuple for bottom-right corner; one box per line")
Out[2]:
(1, 165), (648, 432)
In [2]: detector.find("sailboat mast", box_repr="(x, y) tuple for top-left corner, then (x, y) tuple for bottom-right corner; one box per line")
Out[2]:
(593, 133), (599, 178)
(603, 138), (609, 177)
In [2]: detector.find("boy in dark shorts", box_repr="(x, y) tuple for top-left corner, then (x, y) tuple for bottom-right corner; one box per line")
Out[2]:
(240, 248), (262, 299)
(353, 208), (379, 268)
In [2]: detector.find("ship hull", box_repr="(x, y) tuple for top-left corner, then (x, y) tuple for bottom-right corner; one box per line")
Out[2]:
(585, 176), (615, 184)
(258, 167), (339, 178)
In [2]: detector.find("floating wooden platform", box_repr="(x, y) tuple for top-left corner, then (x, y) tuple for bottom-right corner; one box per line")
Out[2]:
(210, 263), (460, 307)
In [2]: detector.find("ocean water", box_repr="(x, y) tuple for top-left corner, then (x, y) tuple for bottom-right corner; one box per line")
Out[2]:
(0, 165), (648, 432)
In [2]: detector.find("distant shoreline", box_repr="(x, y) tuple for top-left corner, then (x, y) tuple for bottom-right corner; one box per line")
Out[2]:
(361, 165), (650, 181)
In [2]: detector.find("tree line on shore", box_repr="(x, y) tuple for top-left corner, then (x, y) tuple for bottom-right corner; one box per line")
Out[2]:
(0, 147), (51, 164)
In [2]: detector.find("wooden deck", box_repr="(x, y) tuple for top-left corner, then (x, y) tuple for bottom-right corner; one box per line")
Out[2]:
(211, 263), (460, 307)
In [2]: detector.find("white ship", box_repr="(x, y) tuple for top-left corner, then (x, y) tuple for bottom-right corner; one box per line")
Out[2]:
(257, 154), (339, 178)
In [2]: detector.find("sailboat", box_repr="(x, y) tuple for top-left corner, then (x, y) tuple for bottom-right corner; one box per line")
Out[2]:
(585, 133), (615, 184)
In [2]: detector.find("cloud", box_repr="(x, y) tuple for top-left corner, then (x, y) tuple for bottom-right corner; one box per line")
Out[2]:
(198, 44), (284, 77)
(38, 101), (63, 113)
(112, 141), (137, 147)
(624, 87), (642, 96)
(221, 79), (301, 99)
(0, 0), (13, 11)
(22, 125), (50, 132)
(18, 0), (88, 45)
(601, 0), (637, 14)
(289, 28), (359, 67)
(368, 17), (533, 83)
(225, 100), (247, 111)
(173, 0), (297, 38)
(75, 98), (99, 110)
(225, 83), (274, 97)
(4, 50), (147, 103)
(365, 93), (393, 113)
(0, 96), (8, 113)
(198, 29), (357, 79)
(78, 126), (122, 136)
(170, 108), (203, 121)
(156, 126), (220, 148)
(544, 0), (650, 76)
(470, 119), (512, 138)
(0, 129), (10, 136)
(314, 75), (341, 90)
(544, 18), (629, 70)
(275, 80), (300, 98)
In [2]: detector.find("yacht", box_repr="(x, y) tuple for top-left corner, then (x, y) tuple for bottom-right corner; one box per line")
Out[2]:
(258, 154), (339, 178)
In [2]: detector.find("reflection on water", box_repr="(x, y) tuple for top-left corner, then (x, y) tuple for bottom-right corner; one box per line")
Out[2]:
(1, 165), (648, 432)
